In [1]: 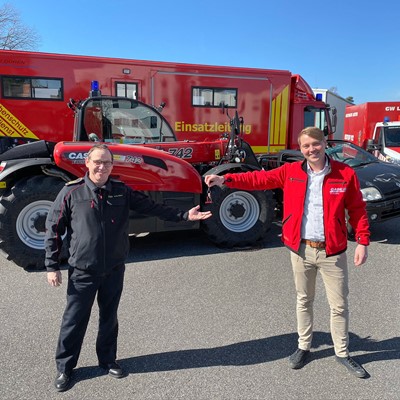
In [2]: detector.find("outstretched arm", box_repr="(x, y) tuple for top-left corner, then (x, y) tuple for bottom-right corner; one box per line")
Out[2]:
(205, 174), (224, 187)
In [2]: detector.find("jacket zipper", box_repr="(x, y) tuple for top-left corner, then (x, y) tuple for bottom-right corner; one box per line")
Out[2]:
(97, 190), (107, 275)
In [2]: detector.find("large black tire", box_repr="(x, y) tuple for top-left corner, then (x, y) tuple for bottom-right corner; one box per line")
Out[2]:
(0, 176), (65, 270)
(201, 186), (274, 248)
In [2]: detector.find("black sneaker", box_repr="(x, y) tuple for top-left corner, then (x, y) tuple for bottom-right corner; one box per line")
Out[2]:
(289, 349), (310, 369)
(335, 356), (367, 378)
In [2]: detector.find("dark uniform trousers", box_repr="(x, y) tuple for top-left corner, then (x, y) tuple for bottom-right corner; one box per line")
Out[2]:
(55, 264), (125, 373)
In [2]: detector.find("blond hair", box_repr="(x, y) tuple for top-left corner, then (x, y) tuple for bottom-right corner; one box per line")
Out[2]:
(297, 127), (326, 145)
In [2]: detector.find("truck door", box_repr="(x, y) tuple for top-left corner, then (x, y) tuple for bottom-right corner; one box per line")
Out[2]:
(370, 125), (389, 160)
(373, 126), (383, 146)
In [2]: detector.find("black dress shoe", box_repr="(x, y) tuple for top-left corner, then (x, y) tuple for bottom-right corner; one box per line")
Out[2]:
(289, 348), (310, 369)
(99, 362), (125, 378)
(336, 356), (367, 378)
(54, 371), (71, 392)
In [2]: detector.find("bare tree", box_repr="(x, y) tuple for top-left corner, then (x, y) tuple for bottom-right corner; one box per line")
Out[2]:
(0, 3), (40, 50)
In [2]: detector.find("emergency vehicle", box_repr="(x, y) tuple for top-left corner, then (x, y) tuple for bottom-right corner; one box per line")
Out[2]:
(0, 49), (336, 155)
(344, 102), (400, 163)
(2, 76), (400, 271)
(0, 50), (339, 270)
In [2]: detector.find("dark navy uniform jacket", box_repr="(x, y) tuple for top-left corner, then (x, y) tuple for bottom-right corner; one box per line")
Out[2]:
(45, 173), (188, 274)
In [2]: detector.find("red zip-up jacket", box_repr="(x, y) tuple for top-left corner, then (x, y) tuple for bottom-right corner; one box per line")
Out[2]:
(223, 158), (370, 256)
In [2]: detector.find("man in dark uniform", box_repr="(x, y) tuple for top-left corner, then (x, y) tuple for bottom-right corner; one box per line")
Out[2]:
(45, 143), (211, 392)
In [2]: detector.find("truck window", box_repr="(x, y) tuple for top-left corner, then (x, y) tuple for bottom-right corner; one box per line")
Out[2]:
(1, 76), (63, 100)
(375, 126), (382, 144)
(192, 87), (237, 108)
(384, 127), (400, 147)
(304, 106), (327, 131)
(115, 82), (138, 99)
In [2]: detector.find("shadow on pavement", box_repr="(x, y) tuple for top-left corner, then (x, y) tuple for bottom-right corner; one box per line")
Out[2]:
(71, 331), (399, 382)
(126, 222), (284, 263)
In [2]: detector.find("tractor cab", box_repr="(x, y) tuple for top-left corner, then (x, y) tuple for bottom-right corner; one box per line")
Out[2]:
(69, 81), (176, 145)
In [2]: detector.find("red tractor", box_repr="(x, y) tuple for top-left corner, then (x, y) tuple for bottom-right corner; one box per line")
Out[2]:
(0, 88), (274, 269)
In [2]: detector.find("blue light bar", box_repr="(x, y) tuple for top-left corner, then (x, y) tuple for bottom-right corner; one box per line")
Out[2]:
(90, 80), (101, 97)
(315, 93), (323, 101)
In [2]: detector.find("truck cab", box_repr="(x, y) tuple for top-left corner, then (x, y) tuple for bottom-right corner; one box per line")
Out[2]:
(366, 120), (400, 164)
(287, 75), (337, 150)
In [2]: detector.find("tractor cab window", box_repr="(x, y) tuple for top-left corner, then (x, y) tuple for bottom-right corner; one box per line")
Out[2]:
(81, 98), (176, 143)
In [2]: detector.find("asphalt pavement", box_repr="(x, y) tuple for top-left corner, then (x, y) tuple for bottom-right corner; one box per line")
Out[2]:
(0, 221), (399, 400)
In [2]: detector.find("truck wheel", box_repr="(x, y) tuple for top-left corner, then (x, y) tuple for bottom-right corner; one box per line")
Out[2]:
(0, 176), (65, 270)
(201, 187), (273, 248)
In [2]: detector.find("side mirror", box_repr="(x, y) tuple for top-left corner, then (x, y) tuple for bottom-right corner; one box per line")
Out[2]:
(330, 106), (337, 132)
(88, 133), (100, 142)
(366, 138), (380, 150)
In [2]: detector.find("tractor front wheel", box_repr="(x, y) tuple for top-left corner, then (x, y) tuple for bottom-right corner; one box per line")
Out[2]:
(201, 186), (274, 248)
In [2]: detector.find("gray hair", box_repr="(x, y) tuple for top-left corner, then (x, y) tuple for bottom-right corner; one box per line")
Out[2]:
(87, 143), (113, 162)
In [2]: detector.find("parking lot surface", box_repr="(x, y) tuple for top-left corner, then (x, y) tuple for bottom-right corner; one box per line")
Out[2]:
(0, 221), (399, 399)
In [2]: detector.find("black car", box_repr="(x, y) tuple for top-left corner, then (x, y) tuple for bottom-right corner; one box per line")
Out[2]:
(268, 140), (400, 225)
(326, 140), (400, 223)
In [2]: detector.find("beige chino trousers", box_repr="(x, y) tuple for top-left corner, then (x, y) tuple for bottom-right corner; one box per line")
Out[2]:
(290, 243), (349, 357)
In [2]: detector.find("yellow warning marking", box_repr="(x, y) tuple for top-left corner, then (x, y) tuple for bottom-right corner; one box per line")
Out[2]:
(0, 103), (38, 139)
(252, 145), (285, 153)
(270, 85), (289, 147)
(279, 86), (289, 144)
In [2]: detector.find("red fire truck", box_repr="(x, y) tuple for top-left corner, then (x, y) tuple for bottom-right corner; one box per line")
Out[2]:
(344, 102), (400, 163)
(0, 49), (336, 155)
(2, 51), (400, 273)
(0, 50), (338, 270)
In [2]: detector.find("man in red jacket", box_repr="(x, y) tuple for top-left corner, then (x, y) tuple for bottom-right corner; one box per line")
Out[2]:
(205, 127), (370, 378)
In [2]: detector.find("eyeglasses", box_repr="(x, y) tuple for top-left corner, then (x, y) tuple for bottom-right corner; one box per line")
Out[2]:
(90, 159), (113, 167)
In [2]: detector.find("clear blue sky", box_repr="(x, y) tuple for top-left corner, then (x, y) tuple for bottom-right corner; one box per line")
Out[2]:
(6, 0), (400, 104)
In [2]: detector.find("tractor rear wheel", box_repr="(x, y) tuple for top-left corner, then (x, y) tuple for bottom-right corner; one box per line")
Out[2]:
(0, 176), (65, 270)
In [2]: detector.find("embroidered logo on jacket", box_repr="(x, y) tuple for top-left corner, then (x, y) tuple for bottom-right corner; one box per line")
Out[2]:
(330, 187), (346, 194)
